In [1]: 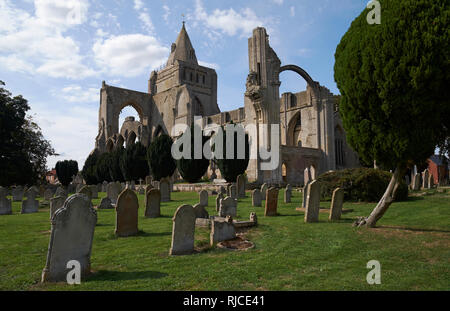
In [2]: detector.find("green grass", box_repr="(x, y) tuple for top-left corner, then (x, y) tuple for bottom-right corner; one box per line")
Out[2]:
(0, 188), (449, 291)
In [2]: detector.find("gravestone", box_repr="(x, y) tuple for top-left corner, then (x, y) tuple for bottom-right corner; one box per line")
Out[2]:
(169, 204), (196, 256)
(264, 187), (279, 216)
(75, 184), (83, 193)
(237, 174), (246, 198)
(210, 216), (236, 246)
(12, 186), (24, 202)
(329, 188), (344, 221)
(55, 187), (67, 198)
(160, 178), (170, 202)
(97, 183), (102, 193)
(89, 185), (98, 199)
(216, 193), (224, 212)
(422, 170), (429, 189)
(199, 190), (208, 207)
(412, 173), (420, 190)
(229, 184), (237, 199)
(106, 182), (120, 204)
(145, 175), (152, 185)
(130, 180), (136, 191)
(428, 174), (434, 188)
(98, 197), (113, 209)
(41, 194), (97, 283)
(0, 187), (12, 215)
(50, 196), (66, 219)
(120, 182), (126, 191)
(193, 203), (209, 219)
(219, 186), (226, 195)
(250, 212), (257, 224)
(310, 166), (317, 180)
(21, 188), (39, 214)
(102, 181), (108, 192)
(227, 184), (232, 197)
(115, 189), (139, 237)
(302, 181), (310, 209)
(305, 180), (320, 223)
(284, 184), (292, 203)
(219, 196), (237, 217)
(138, 186), (145, 195)
(39, 185), (46, 198)
(44, 188), (53, 201)
(78, 186), (92, 201)
(304, 167), (311, 185)
(145, 189), (161, 218)
(252, 189), (262, 207)
(260, 183), (268, 200)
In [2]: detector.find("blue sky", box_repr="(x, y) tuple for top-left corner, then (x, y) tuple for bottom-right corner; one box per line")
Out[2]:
(0, 0), (367, 169)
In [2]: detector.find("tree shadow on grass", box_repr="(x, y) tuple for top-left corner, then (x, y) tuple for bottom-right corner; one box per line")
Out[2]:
(136, 230), (172, 237)
(89, 270), (168, 282)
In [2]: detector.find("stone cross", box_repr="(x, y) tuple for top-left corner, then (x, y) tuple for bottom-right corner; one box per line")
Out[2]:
(264, 187), (279, 216)
(41, 194), (97, 283)
(329, 188), (344, 221)
(145, 188), (161, 218)
(115, 189), (139, 237)
(305, 180), (320, 223)
(169, 204), (196, 256)
(252, 189), (262, 207)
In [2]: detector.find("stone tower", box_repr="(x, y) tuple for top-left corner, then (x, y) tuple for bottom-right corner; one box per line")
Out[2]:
(243, 27), (282, 184)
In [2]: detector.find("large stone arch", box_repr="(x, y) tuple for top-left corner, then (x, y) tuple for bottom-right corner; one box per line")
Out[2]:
(279, 65), (320, 101)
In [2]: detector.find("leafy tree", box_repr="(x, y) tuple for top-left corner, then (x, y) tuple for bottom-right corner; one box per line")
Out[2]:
(95, 152), (112, 183)
(119, 142), (149, 182)
(0, 81), (55, 186)
(334, 0), (450, 227)
(81, 149), (99, 185)
(147, 134), (176, 181)
(176, 123), (211, 183)
(55, 160), (78, 187)
(109, 146), (125, 182)
(213, 123), (249, 183)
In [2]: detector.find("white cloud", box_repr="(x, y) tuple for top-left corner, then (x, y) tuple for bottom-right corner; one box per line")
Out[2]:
(163, 5), (170, 22)
(133, 0), (144, 10)
(194, 0), (265, 38)
(290, 6), (295, 17)
(92, 34), (169, 77)
(138, 12), (155, 34)
(0, 0), (95, 79)
(199, 61), (220, 70)
(272, 0), (284, 5)
(56, 85), (99, 103)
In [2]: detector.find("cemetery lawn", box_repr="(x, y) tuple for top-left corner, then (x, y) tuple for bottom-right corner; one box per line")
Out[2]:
(0, 189), (449, 291)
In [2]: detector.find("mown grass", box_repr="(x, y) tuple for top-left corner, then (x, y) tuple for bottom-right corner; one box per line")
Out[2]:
(0, 188), (448, 291)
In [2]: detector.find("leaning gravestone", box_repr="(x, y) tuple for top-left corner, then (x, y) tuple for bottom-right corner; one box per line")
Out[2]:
(160, 178), (171, 202)
(89, 185), (98, 199)
(12, 186), (24, 202)
(260, 183), (268, 200)
(50, 196), (66, 219)
(210, 216), (236, 246)
(310, 166), (317, 180)
(98, 197), (113, 209)
(193, 203), (209, 219)
(145, 189), (161, 218)
(115, 189), (139, 237)
(41, 194), (97, 283)
(0, 187), (12, 215)
(106, 182), (120, 204)
(21, 189), (39, 214)
(284, 184), (292, 203)
(302, 181), (311, 209)
(305, 180), (320, 223)
(237, 174), (246, 198)
(264, 187), (279, 216)
(329, 188), (344, 221)
(412, 173), (420, 190)
(216, 193), (224, 212)
(78, 186), (92, 201)
(252, 189), (262, 207)
(219, 196), (237, 217)
(169, 204), (196, 256)
(199, 190), (208, 207)
(304, 167), (311, 186)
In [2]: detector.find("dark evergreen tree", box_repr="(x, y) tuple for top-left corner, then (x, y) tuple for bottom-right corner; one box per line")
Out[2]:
(95, 152), (112, 183)
(81, 150), (99, 185)
(147, 134), (176, 181)
(109, 146), (125, 182)
(120, 142), (149, 182)
(55, 160), (78, 187)
(334, 0), (450, 227)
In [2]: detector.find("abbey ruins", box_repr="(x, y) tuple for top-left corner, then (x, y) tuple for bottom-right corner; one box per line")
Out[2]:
(94, 24), (359, 185)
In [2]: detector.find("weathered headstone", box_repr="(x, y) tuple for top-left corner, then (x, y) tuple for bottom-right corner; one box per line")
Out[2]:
(169, 204), (196, 255)
(304, 167), (311, 185)
(78, 185), (92, 201)
(422, 169), (429, 189)
(428, 174), (434, 188)
(89, 185), (98, 199)
(219, 186), (226, 195)
(216, 193), (224, 212)
(412, 173), (420, 190)
(138, 186), (145, 195)
(0, 187), (12, 215)
(145, 188), (161, 218)
(237, 174), (246, 198)
(229, 184), (237, 199)
(44, 188), (53, 201)
(115, 189), (139, 237)
(210, 216), (236, 246)
(252, 189), (262, 207)
(219, 196), (237, 217)
(41, 194), (97, 283)
(305, 180), (320, 223)
(98, 197), (113, 209)
(310, 166), (317, 180)
(106, 182), (120, 204)
(329, 188), (344, 221)
(199, 190), (208, 207)
(193, 203), (209, 219)
(102, 181), (108, 192)
(302, 181), (310, 209)
(50, 196), (66, 219)
(160, 178), (170, 202)
(264, 187), (279, 216)
(21, 188), (39, 214)
(12, 186), (24, 202)
(226, 183), (232, 197)
(145, 175), (152, 185)
(75, 184), (83, 193)
(260, 183), (268, 200)
(55, 187), (67, 198)
(284, 184), (292, 203)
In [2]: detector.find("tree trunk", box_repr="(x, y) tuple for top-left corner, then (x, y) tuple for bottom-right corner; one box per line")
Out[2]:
(354, 166), (404, 228)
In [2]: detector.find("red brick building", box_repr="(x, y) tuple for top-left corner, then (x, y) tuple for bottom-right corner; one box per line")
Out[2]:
(427, 155), (449, 185)
(45, 169), (58, 184)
